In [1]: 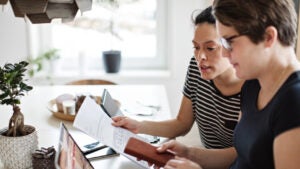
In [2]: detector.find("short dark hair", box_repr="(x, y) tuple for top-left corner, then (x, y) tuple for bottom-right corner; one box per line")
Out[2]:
(212, 0), (297, 46)
(192, 6), (215, 26)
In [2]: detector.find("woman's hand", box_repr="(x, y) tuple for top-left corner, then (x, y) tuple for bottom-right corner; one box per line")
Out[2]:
(111, 116), (140, 133)
(150, 140), (194, 169)
(164, 156), (202, 169)
(157, 140), (189, 157)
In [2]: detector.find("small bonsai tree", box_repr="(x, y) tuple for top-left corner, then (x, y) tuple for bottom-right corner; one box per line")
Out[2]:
(0, 61), (33, 137)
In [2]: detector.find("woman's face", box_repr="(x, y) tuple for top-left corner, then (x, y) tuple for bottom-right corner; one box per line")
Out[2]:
(193, 23), (232, 80)
(216, 21), (266, 80)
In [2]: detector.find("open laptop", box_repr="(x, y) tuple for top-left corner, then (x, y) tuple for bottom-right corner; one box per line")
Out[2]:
(56, 123), (94, 169)
(56, 123), (118, 169)
(57, 123), (149, 169)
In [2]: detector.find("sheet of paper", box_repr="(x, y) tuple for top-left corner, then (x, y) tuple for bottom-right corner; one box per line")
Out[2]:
(73, 96), (149, 168)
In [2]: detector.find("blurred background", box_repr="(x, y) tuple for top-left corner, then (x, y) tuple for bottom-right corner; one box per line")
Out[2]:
(0, 0), (212, 114)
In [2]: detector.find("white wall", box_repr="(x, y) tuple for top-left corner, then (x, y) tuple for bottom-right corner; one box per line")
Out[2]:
(166, 0), (209, 113)
(0, 4), (28, 63)
(0, 1), (210, 116)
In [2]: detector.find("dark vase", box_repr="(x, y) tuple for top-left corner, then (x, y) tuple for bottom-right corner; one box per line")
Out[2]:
(102, 50), (121, 73)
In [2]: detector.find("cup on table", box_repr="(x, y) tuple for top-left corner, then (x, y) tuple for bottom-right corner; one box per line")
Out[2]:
(62, 100), (76, 115)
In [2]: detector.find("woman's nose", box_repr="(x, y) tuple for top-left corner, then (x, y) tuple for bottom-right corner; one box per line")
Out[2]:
(195, 51), (207, 62)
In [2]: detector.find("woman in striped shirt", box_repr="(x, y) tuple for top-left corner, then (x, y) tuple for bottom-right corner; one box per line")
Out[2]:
(112, 6), (244, 149)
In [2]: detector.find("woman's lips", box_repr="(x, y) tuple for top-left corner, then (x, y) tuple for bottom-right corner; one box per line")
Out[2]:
(200, 65), (211, 73)
(231, 62), (238, 69)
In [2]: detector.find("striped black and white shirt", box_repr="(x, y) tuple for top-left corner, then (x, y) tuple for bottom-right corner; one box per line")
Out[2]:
(183, 57), (240, 149)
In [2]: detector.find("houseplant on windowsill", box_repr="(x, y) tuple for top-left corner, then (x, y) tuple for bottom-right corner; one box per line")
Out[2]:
(102, 50), (121, 73)
(27, 48), (60, 77)
(0, 61), (38, 169)
(27, 48), (60, 85)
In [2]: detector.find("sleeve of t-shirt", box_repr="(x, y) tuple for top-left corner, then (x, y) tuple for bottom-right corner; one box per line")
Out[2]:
(182, 57), (195, 99)
(272, 84), (300, 137)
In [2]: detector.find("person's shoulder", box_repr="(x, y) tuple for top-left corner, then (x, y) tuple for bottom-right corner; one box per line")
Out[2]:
(282, 71), (300, 91)
(287, 71), (300, 83)
(187, 57), (201, 76)
(277, 71), (300, 100)
(188, 57), (197, 66)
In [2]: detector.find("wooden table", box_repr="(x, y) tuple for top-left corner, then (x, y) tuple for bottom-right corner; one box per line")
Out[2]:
(0, 85), (171, 169)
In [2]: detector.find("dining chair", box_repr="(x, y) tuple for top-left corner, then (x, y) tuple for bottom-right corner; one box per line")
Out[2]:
(65, 79), (117, 85)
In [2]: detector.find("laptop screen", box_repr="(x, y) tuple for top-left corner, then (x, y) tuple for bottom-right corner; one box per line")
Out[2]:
(56, 123), (94, 169)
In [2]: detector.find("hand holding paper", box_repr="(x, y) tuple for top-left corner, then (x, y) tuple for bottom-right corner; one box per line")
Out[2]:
(73, 96), (150, 168)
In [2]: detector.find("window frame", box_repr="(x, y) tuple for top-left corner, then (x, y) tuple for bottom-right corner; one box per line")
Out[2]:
(28, 0), (168, 73)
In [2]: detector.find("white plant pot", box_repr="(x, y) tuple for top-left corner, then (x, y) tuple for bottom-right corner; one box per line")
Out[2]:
(0, 125), (38, 169)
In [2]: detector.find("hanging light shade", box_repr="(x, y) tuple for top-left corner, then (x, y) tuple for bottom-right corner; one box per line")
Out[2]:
(12, 0), (48, 16)
(0, 0), (8, 5)
(75, 0), (92, 12)
(27, 13), (51, 24)
(46, 2), (78, 19)
(9, 0), (23, 17)
(48, 0), (74, 3)
(0, 0), (92, 24)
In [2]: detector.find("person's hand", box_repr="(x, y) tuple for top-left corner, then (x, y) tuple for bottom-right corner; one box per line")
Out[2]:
(111, 116), (140, 133)
(157, 140), (189, 157)
(149, 140), (190, 169)
(164, 156), (202, 169)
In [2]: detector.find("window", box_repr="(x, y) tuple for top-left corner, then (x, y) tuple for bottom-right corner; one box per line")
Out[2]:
(30, 0), (167, 74)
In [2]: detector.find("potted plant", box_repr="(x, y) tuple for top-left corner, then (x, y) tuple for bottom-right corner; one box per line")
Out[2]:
(0, 61), (38, 169)
(27, 49), (60, 85)
(102, 50), (121, 73)
(27, 48), (60, 77)
(97, 0), (123, 73)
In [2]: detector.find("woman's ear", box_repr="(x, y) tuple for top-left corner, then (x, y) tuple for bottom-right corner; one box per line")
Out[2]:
(264, 26), (277, 47)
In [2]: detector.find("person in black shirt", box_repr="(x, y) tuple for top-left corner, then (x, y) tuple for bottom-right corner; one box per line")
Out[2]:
(157, 1), (300, 169)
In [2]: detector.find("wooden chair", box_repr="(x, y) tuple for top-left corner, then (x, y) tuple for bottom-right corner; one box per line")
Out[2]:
(66, 79), (117, 85)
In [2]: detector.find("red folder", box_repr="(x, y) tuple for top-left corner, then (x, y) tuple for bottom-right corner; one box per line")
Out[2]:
(124, 137), (175, 167)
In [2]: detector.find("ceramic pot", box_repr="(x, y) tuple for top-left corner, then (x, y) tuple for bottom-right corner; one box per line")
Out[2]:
(102, 50), (121, 73)
(0, 125), (38, 169)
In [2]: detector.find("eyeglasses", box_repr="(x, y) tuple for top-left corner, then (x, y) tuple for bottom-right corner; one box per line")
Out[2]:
(220, 34), (244, 51)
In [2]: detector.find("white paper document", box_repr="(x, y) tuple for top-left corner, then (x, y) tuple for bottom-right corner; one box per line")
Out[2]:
(73, 96), (149, 168)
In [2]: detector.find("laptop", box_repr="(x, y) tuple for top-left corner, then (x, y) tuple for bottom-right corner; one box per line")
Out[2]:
(56, 123), (94, 169)
(56, 123), (119, 169)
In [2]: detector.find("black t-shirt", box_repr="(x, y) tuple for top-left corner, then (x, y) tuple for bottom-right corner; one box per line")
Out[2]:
(231, 71), (300, 169)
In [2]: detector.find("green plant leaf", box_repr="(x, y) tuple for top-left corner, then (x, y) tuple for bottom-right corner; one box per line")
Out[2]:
(4, 63), (14, 71)
(1, 99), (13, 105)
(0, 91), (9, 99)
(28, 70), (34, 77)
(26, 49), (60, 78)
(19, 61), (29, 67)
(0, 61), (33, 107)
